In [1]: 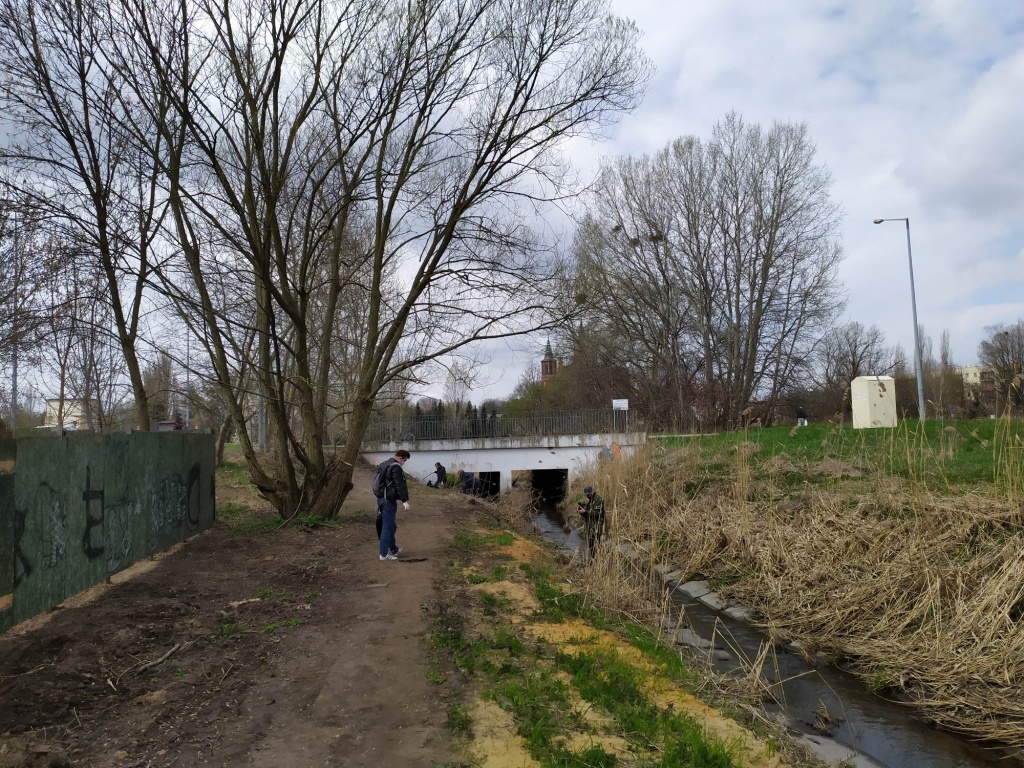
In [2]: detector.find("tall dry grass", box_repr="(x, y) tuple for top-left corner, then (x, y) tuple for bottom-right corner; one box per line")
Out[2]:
(574, 428), (1024, 750)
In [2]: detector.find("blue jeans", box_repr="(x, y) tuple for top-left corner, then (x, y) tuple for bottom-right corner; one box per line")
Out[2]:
(377, 497), (398, 557)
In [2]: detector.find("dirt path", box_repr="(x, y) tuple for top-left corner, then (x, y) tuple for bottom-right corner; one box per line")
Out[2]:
(0, 466), (470, 768)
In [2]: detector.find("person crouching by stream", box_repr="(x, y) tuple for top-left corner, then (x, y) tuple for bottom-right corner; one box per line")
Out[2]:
(373, 449), (411, 561)
(577, 485), (607, 563)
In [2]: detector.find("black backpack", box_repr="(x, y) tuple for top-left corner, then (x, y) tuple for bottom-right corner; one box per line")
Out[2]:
(372, 461), (389, 498)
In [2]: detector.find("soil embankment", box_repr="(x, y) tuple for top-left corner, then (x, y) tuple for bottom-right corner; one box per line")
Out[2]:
(0, 465), (466, 767)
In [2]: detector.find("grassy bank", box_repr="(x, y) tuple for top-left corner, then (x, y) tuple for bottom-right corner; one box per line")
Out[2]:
(654, 418), (1024, 493)
(580, 418), (1024, 752)
(433, 519), (811, 767)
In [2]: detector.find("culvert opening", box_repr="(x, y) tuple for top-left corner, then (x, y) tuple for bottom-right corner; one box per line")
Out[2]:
(477, 471), (500, 498)
(531, 469), (568, 503)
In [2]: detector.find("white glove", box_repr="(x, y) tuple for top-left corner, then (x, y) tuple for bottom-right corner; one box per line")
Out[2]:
(402, 502), (410, 511)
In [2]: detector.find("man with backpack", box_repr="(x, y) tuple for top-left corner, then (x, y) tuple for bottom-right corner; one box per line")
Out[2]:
(373, 450), (411, 561)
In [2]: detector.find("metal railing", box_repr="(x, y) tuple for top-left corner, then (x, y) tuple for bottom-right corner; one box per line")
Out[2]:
(363, 408), (636, 443)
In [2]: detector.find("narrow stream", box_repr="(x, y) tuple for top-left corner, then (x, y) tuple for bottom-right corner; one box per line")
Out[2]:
(531, 501), (1017, 768)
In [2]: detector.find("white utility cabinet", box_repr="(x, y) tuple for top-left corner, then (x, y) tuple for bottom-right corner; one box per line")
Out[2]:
(851, 376), (897, 429)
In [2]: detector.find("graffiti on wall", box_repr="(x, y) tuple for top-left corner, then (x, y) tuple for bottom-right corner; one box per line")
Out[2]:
(4, 434), (214, 626)
(12, 507), (32, 587)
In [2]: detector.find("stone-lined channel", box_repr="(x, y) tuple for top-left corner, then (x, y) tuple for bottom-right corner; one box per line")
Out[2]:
(532, 502), (1017, 768)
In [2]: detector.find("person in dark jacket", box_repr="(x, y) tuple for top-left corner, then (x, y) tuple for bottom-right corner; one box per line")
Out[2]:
(796, 405), (808, 427)
(373, 450), (411, 561)
(434, 462), (447, 488)
(458, 469), (476, 494)
(577, 485), (606, 562)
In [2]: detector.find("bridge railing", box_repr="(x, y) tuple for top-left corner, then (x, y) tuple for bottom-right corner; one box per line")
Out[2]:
(363, 409), (636, 443)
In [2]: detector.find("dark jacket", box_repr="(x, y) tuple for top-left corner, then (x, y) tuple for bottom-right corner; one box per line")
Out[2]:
(579, 492), (607, 535)
(375, 457), (410, 502)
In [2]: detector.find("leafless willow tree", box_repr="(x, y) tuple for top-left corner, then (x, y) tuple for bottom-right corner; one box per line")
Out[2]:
(76, 0), (647, 515)
(572, 113), (844, 428)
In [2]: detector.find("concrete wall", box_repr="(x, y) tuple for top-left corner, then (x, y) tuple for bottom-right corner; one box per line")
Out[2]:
(0, 433), (215, 632)
(361, 432), (646, 492)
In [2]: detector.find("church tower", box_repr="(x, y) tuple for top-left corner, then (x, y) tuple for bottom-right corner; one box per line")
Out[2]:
(540, 340), (557, 384)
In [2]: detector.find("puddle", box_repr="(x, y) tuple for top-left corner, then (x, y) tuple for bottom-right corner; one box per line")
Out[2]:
(532, 504), (1018, 768)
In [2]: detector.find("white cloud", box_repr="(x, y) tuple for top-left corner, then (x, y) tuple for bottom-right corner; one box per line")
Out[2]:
(462, 0), (1024, 401)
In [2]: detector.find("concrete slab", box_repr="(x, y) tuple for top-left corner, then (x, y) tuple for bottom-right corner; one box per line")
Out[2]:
(723, 605), (752, 622)
(671, 628), (713, 650)
(697, 591), (727, 611)
(793, 734), (881, 768)
(675, 580), (712, 599)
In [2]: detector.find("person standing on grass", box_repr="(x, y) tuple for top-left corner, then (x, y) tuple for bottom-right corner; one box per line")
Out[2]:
(373, 449), (411, 561)
(796, 405), (808, 427)
(434, 462), (447, 488)
(577, 485), (606, 563)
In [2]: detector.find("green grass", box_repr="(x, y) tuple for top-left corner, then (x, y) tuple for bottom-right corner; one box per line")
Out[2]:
(557, 650), (738, 768)
(211, 620), (242, 641)
(216, 500), (280, 534)
(452, 530), (516, 551)
(446, 701), (473, 733)
(217, 459), (250, 485)
(653, 418), (1024, 491)
(432, 536), (744, 768)
(259, 618), (303, 632)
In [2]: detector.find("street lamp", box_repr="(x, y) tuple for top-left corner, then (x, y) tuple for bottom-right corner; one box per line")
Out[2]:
(873, 217), (926, 421)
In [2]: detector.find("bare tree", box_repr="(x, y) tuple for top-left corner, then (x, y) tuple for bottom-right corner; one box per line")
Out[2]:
(571, 114), (844, 429)
(979, 321), (1024, 413)
(0, 0), (165, 430)
(0, 196), (68, 427)
(816, 322), (896, 417)
(97, 0), (648, 515)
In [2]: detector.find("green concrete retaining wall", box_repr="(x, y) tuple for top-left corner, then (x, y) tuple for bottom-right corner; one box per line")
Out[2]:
(0, 440), (15, 632)
(0, 433), (215, 631)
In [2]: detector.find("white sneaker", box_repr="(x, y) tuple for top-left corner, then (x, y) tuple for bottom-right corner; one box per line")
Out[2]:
(379, 553), (398, 561)
(391, 548), (404, 558)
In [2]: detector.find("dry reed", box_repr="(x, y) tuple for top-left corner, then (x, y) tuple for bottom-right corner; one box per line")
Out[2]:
(572, 435), (1024, 751)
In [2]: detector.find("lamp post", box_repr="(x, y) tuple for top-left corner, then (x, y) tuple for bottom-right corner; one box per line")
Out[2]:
(873, 217), (926, 421)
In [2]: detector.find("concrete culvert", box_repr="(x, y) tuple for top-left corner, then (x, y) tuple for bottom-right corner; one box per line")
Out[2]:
(531, 469), (567, 503)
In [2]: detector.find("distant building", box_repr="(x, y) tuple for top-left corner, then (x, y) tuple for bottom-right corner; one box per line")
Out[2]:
(43, 398), (88, 430)
(540, 340), (558, 384)
(958, 365), (996, 414)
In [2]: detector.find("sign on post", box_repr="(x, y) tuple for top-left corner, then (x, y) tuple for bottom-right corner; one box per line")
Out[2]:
(611, 399), (629, 411)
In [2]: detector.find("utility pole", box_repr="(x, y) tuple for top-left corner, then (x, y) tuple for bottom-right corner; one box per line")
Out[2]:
(9, 209), (19, 430)
(10, 342), (17, 430)
(185, 332), (190, 428)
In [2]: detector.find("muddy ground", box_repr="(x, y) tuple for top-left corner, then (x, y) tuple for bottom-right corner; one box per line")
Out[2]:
(0, 466), (473, 768)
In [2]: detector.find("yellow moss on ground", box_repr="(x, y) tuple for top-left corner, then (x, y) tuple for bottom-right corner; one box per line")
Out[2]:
(469, 580), (541, 615)
(497, 535), (546, 562)
(528, 620), (785, 768)
(459, 529), (788, 768)
(468, 698), (541, 768)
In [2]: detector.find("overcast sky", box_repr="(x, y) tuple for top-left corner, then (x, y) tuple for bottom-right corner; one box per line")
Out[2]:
(450, 0), (1024, 404)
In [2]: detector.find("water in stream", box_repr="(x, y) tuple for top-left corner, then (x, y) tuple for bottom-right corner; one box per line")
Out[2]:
(531, 501), (1017, 768)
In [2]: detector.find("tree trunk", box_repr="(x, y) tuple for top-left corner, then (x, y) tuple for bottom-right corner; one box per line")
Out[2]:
(215, 415), (233, 468)
(309, 398), (374, 518)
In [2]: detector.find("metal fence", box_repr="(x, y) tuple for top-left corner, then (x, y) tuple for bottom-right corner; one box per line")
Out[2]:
(363, 408), (637, 443)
